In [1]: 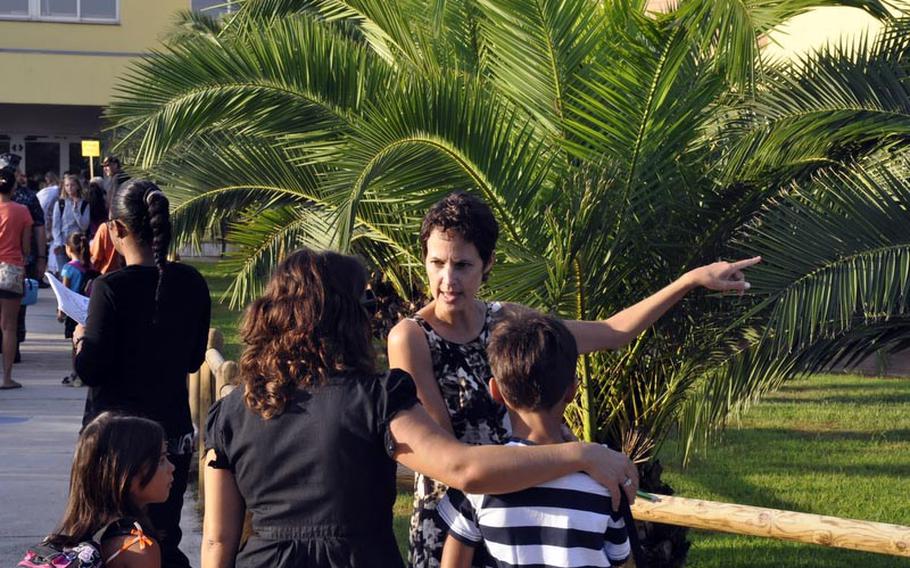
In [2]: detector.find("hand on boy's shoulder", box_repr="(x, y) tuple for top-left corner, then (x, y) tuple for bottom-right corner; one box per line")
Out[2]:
(102, 534), (161, 568)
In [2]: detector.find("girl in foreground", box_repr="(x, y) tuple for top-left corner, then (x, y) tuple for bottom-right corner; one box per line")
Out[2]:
(202, 248), (637, 568)
(42, 413), (174, 568)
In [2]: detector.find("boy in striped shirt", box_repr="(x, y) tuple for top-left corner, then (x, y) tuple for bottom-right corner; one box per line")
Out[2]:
(437, 308), (631, 568)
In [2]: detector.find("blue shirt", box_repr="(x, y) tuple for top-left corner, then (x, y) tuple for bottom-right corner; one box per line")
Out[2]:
(61, 260), (88, 295)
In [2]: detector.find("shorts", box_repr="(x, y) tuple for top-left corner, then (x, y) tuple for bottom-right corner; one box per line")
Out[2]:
(0, 289), (23, 300)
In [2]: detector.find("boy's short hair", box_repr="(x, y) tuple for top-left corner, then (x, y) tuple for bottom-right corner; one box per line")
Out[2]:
(488, 307), (578, 410)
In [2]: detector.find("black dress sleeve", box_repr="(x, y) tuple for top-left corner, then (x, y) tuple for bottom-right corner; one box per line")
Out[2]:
(74, 277), (117, 386)
(204, 397), (232, 470)
(376, 369), (420, 458)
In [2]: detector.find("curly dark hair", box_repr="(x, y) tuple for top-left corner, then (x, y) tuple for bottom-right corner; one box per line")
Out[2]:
(419, 192), (500, 267)
(241, 248), (376, 419)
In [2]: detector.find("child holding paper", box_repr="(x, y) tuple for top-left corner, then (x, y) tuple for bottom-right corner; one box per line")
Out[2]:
(58, 231), (96, 386)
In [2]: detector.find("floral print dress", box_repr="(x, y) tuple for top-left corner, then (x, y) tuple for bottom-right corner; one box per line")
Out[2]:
(407, 302), (511, 568)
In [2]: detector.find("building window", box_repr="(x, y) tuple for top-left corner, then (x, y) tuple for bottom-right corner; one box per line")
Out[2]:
(0, 0), (117, 21)
(192, 0), (236, 17)
(0, 0), (30, 17)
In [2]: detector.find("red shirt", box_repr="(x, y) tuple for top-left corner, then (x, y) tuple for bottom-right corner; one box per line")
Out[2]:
(0, 201), (34, 267)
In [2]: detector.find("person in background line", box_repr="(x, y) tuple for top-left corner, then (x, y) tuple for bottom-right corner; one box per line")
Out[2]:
(0, 168), (32, 390)
(86, 177), (109, 241)
(11, 167), (46, 363)
(40, 413), (173, 568)
(52, 174), (90, 275)
(102, 156), (129, 210)
(37, 171), (60, 280)
(74, 180), (210, 568)
(59, 231), (95, 387)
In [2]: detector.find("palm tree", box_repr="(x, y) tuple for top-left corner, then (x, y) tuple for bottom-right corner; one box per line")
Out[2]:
(108, 1), (910, 563)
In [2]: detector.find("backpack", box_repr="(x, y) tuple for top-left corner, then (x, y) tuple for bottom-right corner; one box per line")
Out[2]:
(58, 199), (89, 218)
(18, 520), (150, 568)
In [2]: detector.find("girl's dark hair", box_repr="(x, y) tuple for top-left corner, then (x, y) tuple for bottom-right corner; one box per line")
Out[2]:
(241, 248), (376, 419)
(49, 413), (164, 546)
(67, 231), (91, 269)
(86, 178), (109, 228)
(111, 180), (172, 315)
(0, 169), (15, 195)
(419, 192), (500, 268)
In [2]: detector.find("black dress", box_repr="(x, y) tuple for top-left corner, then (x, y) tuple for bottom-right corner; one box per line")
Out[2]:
(407, 302), (510, 568)
(205, 369), (419, 568)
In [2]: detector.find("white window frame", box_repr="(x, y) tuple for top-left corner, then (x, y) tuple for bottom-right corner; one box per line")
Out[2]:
(0, 0), (119, 24)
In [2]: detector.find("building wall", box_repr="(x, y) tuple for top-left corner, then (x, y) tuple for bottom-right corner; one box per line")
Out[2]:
(0, 0), (188, 107)
(763, 7), (887, 61)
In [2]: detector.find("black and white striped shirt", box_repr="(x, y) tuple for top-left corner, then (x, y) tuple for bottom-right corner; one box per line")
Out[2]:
(437, 439), (631, 568)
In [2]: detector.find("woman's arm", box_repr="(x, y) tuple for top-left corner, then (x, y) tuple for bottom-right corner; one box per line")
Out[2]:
(391, 405), (636, 510)
(73, 279), (117, 385)
(566, 258), (761, 353)
(388, 319), (455, 434)
(202, 451), (245, 568)
(20, 224), (31, 260)
(52, 202), (64, 250)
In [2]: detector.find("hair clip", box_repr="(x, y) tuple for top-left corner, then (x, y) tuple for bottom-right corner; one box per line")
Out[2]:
(145, 190), (164, 206)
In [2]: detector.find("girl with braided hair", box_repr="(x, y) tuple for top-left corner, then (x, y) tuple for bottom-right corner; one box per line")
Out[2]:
(74, 179), (211, 568)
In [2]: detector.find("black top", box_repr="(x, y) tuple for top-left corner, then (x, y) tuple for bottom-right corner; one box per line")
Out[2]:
(75, 263), (211, 438)
(205, 369), (419, 568)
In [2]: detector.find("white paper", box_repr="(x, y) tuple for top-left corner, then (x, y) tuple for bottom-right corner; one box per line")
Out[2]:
(46, 273), (90, 326)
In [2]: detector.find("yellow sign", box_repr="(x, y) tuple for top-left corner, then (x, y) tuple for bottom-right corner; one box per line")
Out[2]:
(81, 140), (100, 158)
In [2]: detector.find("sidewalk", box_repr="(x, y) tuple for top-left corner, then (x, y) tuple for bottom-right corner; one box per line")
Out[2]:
(0, 288), (202, 565)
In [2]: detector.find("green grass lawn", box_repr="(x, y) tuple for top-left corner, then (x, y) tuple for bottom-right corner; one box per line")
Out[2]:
(657, 373), (910, 567)
(186, 261), (909, 565)
(185, 258), (244, 361)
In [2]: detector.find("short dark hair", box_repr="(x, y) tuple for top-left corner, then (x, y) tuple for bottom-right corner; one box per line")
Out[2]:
(101, 155), (120, 167)
(419, 192), (499, 267)
(488, 307), (578, 411)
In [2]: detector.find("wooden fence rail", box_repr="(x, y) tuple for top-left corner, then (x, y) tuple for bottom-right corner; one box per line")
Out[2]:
(187, 329), (910, 559)
(631, 493), (910, 558)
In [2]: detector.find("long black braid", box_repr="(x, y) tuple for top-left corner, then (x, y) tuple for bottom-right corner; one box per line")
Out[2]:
(110, 180), (172, 321)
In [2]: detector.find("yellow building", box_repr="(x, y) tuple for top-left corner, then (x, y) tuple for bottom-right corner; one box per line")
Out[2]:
(0, 0), (232, 181)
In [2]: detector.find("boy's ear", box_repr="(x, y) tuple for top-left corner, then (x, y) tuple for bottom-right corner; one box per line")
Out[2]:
(489, 377), (506, 404)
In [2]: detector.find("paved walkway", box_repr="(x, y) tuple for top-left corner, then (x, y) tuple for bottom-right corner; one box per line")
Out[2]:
(0, 288), (202, 565)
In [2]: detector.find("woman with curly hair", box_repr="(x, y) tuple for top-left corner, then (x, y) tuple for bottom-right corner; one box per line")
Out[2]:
(74, 180), (210, 568)
(202, 248), (636, 568)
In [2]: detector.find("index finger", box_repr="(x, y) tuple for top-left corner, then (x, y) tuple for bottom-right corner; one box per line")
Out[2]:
(730, 256), (762, 271)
